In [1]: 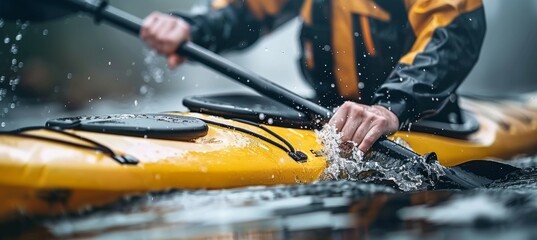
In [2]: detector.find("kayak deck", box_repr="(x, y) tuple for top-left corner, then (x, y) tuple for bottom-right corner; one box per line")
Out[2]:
(398, 97), (537, 166)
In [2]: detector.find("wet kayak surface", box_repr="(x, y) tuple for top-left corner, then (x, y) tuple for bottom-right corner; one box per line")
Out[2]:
(2, 157), (537, 240)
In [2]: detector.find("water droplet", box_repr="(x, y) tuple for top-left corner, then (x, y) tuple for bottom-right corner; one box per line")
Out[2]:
(264, 47), (268, 52)
(139, 85), (148, 95)
(181, 76), (185, 81)
(0, 122), (5, 128)
(358, 82), (365, 89)
(10, 44), (18, 54)
(42, 29), (49, 36)
(66, 73), (73, 79)
(15, 34), (22, 41)
(134, 99), (138, 106)
(18, 62), (23, 68)
(143, 75), (151, 83)
(4, 37), (10, 44)
(330, 83), (335, 88)
(259, 113), (265, 120)
(10, 103), (15, 109)
(267, 118), (274, 125)
(354, 32), (359, 37)
(108, 61), (112, 66)
(21, 21), (29, 30)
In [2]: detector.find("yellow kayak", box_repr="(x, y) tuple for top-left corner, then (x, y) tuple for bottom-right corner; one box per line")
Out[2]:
(1, 93), (537, 219)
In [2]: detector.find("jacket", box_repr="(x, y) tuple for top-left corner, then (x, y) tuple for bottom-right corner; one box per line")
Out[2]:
(180, 0), (487, 126)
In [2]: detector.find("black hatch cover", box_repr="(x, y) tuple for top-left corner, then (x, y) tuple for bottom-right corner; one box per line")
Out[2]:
(183, 93), (313, 128)
(46, 114), (208, 141)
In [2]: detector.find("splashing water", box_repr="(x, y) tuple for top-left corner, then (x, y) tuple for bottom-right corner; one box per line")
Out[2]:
(141, 49), (180, 98)
(315, 124), (446, 191)
(143, 49), (167, 85)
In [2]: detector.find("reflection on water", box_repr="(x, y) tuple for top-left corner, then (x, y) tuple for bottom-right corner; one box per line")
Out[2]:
(4, 167), (537, 239)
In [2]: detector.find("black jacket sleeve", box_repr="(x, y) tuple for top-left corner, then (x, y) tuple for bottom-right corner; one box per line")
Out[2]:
(0, 0), (73, 22)
(374, 0), (486, 127)
(174, 0), (302, 53)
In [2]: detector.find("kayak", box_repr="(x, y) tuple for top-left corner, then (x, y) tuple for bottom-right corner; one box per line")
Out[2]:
(1, 92), (537, 219)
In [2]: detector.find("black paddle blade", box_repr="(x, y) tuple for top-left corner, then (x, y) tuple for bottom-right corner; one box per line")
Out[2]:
(436, 160), (521, 189)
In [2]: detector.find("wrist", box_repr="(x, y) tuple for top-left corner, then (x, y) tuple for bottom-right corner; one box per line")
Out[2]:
(374, 98), (416, 130)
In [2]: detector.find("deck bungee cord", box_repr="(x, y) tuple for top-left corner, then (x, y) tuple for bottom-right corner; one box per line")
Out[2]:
(1, 126), (139, 165)
(200, 118), (308, 162)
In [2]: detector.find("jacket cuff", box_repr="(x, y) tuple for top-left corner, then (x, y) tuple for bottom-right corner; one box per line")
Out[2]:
(374, 98), (416, 130)
(171, 12), (215, 51)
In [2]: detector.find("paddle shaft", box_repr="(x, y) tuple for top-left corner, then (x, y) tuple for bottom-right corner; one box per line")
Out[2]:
(53, 0), (420, 160)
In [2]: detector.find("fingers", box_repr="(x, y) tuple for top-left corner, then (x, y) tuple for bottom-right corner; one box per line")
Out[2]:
(329, 102), (400, 153)
(140, 12), (159, 45)
(340, 109), (363, 143)
(140, 12), (190, 61)
(329, 102), (351, 131)
(167, 55), (185, 69)
(358, 124), (383, 153)
(350, 116), (372, 147)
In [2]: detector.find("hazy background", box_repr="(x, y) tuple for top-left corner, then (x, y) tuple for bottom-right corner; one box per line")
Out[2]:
(0, 0), (536, 130)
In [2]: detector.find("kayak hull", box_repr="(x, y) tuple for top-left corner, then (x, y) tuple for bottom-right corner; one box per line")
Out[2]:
(2, 96), (537, 219)
(0, 114), (327, 218)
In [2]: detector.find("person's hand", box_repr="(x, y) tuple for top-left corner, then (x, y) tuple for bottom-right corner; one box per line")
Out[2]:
(329, 102), (399, 153)
(140, 12), (191, 69)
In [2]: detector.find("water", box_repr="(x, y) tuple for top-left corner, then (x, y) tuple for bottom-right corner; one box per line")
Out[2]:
(5, 170), (537, 239)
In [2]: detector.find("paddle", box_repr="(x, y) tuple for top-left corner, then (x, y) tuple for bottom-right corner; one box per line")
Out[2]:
(36, 0), (521, 189)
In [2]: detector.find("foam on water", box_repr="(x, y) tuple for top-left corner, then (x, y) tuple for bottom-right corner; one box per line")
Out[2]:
(315, 124), (446, 191)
